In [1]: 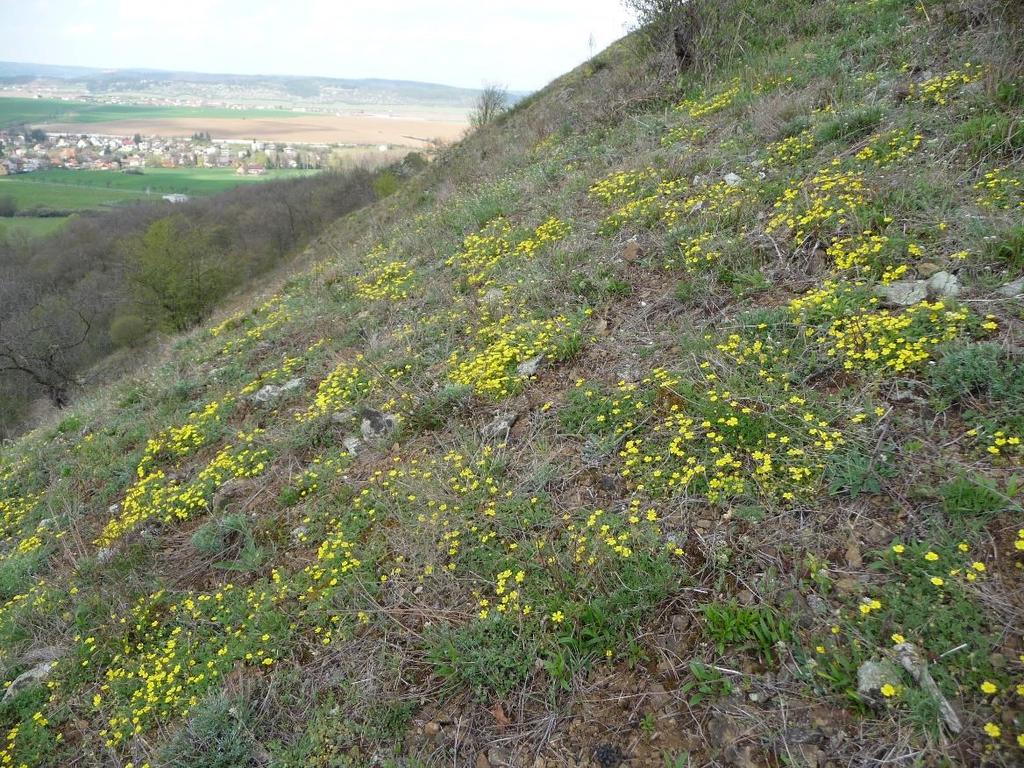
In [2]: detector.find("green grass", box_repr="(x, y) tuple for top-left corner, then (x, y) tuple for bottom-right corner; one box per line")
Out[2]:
(0, 176), (147, 210)
(0, 216), (70, 239)
(0, 97), (303, 128)
(16, 168), (317, 197)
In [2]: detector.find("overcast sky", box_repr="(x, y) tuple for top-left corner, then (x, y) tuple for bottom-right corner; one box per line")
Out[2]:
(0, 1), (635, 91)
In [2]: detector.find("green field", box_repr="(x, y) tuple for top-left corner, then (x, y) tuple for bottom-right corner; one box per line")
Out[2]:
(14, 167), (315, 195)
(0, 176), (148, 210)
(0, 168), (317, 210)
(0, 97), (302, 127)
(0, 215), (70, 239)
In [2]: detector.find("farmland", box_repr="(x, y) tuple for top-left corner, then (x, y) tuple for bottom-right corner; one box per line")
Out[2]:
(0, 96), (468, 146)
(0, 97), (301, 127)
(8, 166), (318, 197)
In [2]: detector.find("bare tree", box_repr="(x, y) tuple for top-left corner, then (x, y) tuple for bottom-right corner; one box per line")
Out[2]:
(622, 0), (697, 58)
(0, 299), (91, 408)
(469, 84), (509, 129)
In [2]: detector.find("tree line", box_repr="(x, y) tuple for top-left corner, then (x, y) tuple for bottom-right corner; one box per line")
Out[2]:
(0, 162), (406, 437)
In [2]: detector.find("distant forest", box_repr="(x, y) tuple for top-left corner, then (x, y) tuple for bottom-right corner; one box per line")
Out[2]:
(0, 158), (419, 437)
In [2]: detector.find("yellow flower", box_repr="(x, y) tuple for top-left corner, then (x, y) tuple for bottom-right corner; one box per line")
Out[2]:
(891, 544), (905, 554)
(891, 633), (905, 644)
(983, 722), (1001, 739)
(924, 551), (939, 561)
(930, 576), (945, 587)
(981, 681), (998, 694)
(971, 561), (986, 572)
(551, 610), (565, 624)
(880, 683), (897, 697)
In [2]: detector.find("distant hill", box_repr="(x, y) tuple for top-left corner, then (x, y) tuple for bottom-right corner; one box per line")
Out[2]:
(0, 61), (527, 107)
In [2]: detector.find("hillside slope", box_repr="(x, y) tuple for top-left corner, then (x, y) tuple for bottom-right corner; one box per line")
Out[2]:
(1, 0), (1023, 765)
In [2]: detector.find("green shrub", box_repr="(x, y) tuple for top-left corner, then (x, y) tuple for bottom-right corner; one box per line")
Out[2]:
(372, 170), (400, 199)
(701, 600), (792, 663)
(941, 475), (1015, 520)
(108, 314), (148, 348)
(160, 693), (259, 768)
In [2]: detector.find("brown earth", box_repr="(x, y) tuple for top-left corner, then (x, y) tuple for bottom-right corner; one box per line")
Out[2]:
(40, 114), (468, 147)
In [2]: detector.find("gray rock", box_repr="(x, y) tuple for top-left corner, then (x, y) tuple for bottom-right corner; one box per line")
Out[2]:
(516, 355), (543, 377)
(997, 276), (1024, 298)
(925, 271), (960, 298)
(360, 409), (397, 440)
(481, 288), (505, 304)
(250, 377), (303, 404)
(330, 408), (356, 424)
(482, 411), (519, 440)
(342, 436), (362, 455)
(723, 172), (742, 187)
(2, 661), (56, 704)
(96, 547), (116, 564)
(856, 659), (900, 702)
(874, 280), (927, 307)
(21, 646), (63, 666)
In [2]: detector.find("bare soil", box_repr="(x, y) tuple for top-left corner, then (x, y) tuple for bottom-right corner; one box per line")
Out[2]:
(41, 114), (468, 147)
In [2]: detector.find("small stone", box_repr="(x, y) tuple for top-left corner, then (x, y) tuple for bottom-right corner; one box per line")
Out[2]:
(916, 261), (941, 278)
(2, 662), (56, 704)
(516, 355), (543, 377)
(342, 436), (362, 455)
(423, 721), (441, 737)
(622, 241), (643, 262)
(482, 411), (519, 440)
(96, 547), (116, 564)
(475, 752), (491, 768)
(925, 270), (960, 298)
(997, 276), (1024, 298)
(807, 594), (829, 616)
(481, 287), (505, 304)
(856, 659), (901, 702)
(330, 408), (356, 424)
(290, 525), (308, 543)
(695, 518), (713, 530)
(723, 172), (742, 187)
(249, 377), (303, 404)
(736, 588), (756, 605)
(360, 409), (397, 440)
(874, 280), (927, 307)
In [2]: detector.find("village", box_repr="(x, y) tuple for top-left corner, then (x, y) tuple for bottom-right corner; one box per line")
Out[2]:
(0, 129), (359, 176)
